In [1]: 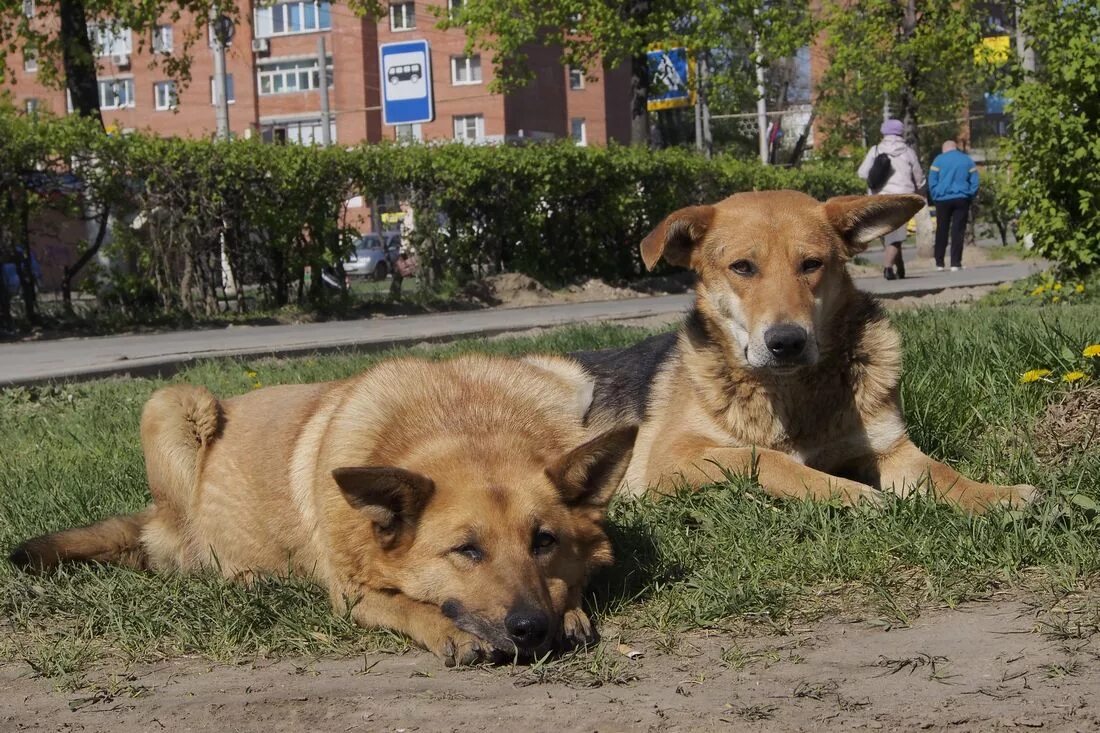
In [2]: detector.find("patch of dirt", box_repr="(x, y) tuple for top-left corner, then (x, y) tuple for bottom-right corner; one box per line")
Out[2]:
(1033, 386), (1100, 463)
(4, 599), (1098, 732)
(882, 285), (998, 311)
(462, 273), (650, 308)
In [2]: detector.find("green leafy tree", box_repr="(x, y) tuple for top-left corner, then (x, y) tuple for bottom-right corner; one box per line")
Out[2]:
(1005, 1), (1100, 270)
(815, 0), (987, 159)
(445, 0), (810, 146)
(1, 0), (228, 121)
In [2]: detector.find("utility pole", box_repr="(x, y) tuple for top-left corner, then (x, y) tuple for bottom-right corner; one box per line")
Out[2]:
(210, 8), (233, 141)
(210, 8), (237, 301)
(1015, 2), (1036, 73)
(694, 53), (712, 158)
(754, 9), (768, 165)
(318, 35), (332, 146)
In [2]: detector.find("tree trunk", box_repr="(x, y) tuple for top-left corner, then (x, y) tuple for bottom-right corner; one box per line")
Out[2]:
(58, 0), (103, 124)
(16, 199), (37, 323)
(62, 204), (110, 315)
(629, 51), (651, 146)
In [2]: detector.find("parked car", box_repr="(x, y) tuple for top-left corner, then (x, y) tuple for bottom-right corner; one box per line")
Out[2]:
(342, 233), (401, 280)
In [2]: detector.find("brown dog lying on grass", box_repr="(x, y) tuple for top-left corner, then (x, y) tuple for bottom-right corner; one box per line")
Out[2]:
(576, 191), (1037, 512)
(10, 355), (636, 666)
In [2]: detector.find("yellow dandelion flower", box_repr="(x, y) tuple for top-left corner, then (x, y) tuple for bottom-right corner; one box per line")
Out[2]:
(1075, 283), (1085, 294)
(1030, 286), (1045, 296)
(1053, 283), (1063, 291)
(252, 381), (263, 390)
(246, 370), (258, 379)
(1063, 371), (1087, 383)
(1084, 344), (1100, 358)
(1019, 369), (1052, 384)
(1052, 295), (1061, 303)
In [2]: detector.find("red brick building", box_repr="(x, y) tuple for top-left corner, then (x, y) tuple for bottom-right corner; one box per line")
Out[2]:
(5, 0), (630, 146)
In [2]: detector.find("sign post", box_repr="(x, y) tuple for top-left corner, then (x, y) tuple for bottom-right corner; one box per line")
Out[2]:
(379, 40), (434, 126)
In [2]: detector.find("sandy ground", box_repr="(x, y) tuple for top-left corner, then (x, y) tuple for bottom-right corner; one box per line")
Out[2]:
(3, 598), (1097, 732)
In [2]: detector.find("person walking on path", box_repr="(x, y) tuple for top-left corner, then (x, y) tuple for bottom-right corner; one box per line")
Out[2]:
(928, 140), (979, 271)
(858, 119), (926, 281)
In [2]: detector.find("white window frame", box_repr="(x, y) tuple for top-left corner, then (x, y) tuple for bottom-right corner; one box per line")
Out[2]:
(22, 0), (34, 18)
(453, 114), (484, 143)
(450, 55), (481, 85)
(98, 77), (135, 110)
(254, 1), (332, 38)
(89, 23), (133, 57)
(25, 98), (39, 115)
(390, 2), (416, 31)
(568, 66), (584, 90)
(447, 0), (463, 20)
(154, 80), (177, 111)
(23, 47), (37, 73)
(395, 123), (422, 142)
(571, 117), (587, 146)
(153, 24), (173, 54)
(257, 56), (333, 96)
(210, 74), (236, 105)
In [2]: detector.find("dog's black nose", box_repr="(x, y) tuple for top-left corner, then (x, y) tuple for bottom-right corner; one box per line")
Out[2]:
(505, 608), (550, 648)
(764, 324), (808, 360)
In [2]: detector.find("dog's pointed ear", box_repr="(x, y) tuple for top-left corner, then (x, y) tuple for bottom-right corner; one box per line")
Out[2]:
(640, 205), (715, 271)
(547, 426), (638, 510)
(822, 194), (925, 255)
(332, 467), (435, 543)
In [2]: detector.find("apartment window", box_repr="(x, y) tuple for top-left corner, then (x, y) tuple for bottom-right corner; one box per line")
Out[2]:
(99, 78), (135, 109)
(447, 0), (463, 19)
(255, 1), (332, 38)
(210, 74), (236, 104)
(451, 55), (481, 85)
(453, 114), (484, 143)
(570, 117), (587, 146)
(390, 2), (415, 31)
(22, 0), (34, 18)
(568, 66), (584, 90)
(23, 47), (37, 73)
(395, 123), (422, 142)
(261, 118), (335, 146)
(258, 57), (332, 95)
(25, 98), (39, 115)
(89, 23), (132, 57)
(153, 24), (173, 53)
(154, 81), (177, 111)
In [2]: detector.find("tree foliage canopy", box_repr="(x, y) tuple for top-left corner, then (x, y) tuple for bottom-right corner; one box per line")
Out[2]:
(1006, 1), (1100, 270)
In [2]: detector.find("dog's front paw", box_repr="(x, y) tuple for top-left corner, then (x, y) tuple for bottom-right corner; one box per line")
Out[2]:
(434, 629), (489, 667)
(1004, 483), (1040, 507)
(560, 608), (596, 649)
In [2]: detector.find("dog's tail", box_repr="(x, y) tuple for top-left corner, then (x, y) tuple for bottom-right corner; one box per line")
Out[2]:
(10, 384), (222, 573)
(9, 507), (154, 571)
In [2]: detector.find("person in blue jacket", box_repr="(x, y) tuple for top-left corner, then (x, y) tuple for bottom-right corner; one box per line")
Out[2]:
(928, 140), (979, 271)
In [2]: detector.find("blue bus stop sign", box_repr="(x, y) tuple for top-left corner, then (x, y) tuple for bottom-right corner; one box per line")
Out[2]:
(380, 40), (434, 125)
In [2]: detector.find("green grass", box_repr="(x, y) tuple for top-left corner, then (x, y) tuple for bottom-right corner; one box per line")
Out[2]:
(2, 308), (1099, 688)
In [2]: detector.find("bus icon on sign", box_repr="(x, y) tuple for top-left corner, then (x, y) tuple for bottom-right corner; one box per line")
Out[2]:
(388, 63), (422, 85)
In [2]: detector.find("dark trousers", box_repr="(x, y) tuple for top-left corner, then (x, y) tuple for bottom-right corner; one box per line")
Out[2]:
(934, 198), (971, 267)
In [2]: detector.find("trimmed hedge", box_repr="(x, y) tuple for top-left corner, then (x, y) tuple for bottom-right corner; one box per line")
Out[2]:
(0, 111), (864, 320)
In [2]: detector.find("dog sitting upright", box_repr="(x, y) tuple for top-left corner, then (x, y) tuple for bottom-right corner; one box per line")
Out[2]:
(576, 191), (1035, 511)
(10, 355), (636, 666)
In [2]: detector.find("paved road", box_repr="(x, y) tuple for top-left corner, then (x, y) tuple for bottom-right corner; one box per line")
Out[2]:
(0, 261), (1040, 387)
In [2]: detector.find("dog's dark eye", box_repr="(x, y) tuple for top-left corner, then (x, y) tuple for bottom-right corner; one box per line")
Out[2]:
(730, 260), (755, 276)
(452, 543), (483, 562)
(532, 530), (557, 555)
(801, 258), (824, 274)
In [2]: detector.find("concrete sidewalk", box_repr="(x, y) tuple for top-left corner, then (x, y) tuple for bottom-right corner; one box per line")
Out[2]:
(0, 261), (1040, 387)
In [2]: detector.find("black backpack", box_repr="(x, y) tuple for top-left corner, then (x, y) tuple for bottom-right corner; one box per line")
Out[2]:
(866, 148), (894, 193)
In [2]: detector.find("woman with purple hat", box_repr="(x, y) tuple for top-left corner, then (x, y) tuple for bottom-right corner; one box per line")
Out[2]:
(857, 118), (926, 280)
